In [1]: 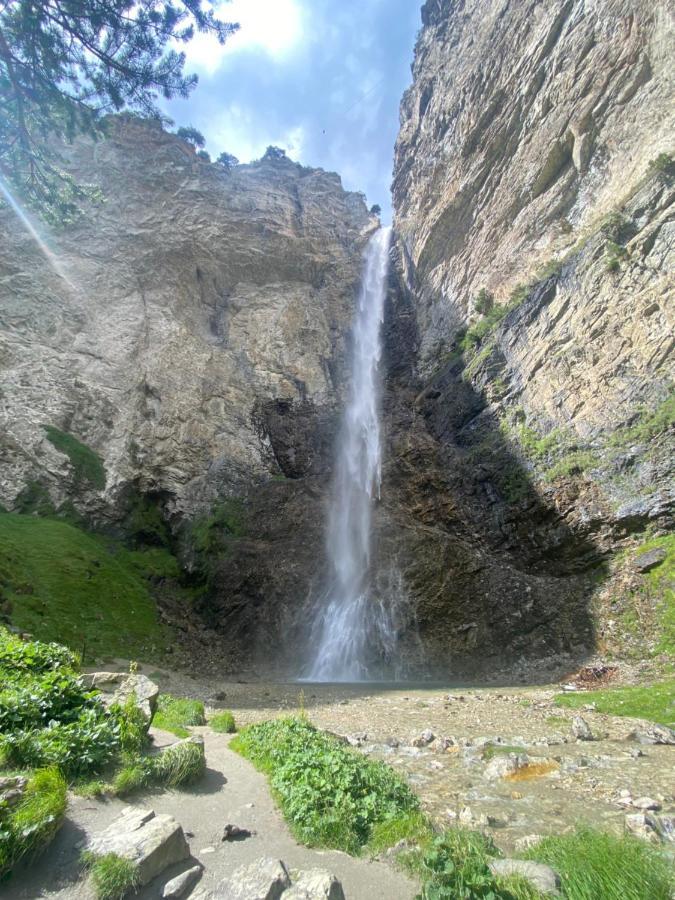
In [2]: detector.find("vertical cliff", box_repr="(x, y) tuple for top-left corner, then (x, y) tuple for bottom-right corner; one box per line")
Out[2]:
(385, 0), (674, 675)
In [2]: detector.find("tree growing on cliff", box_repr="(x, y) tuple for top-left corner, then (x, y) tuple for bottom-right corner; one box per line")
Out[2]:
(176, 126), (206, 148)
(216, 151), (239, 169)
(0, 0), (238, 222)
(263, 146), (287, 161)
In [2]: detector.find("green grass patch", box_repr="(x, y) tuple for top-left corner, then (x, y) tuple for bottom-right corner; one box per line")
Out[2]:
(152, 695), (205, 738)
(0, 767), (67, 877)
(0, 513), (173, 660)
(82, 851), (139, 900)
(545, 715), (568, 727)
(637, 534), (674, 657)
(231, 717), (419, 854)
(545, 450), (599, 481)
(526, 826), (674, 900)
(112, 737), (205, 795)
(609, 393), (675, 449)
(482, 743), (527, 761)
(44, 426), (106, 490)
(555, 680), (675, 727)
(209, 710), (236, 733)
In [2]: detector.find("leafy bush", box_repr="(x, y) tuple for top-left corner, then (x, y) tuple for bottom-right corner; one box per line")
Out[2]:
(525, 826), (674, 900)
(0, 670), (100, 732)
(209, 710), (236, 733)
(231, 717), (419, 854)
(0, 767), (67, 876)
(0, 628), (78, 676)
(152, 694), (206, 738)
(416, 828), (536, 899)
(647, 153), (674, 180)
(82, 851), (139, 900)
(474, 288), (494, 315)
(43, 426), (106, 490)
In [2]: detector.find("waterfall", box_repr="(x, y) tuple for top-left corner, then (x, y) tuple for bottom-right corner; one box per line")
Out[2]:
(306, 226), (393, 681)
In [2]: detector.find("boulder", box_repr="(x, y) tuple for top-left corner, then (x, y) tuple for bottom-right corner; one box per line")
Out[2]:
(625, 813), (661, 843)
(484, 753), (528, 779)
(86, 806), (190, 885)
(163, 865), (203, 899)
(80, 672), (159, 725)
(633, 548), (666, 572)
(284, 870), (345, 900)
(210, 858), (291, 900)
(489, 859), (560, 895)
(629, 724), (675, 745)
(411, 729), (435, 747)
(0, 775), (27, 809)
(571, 716), (594, 741)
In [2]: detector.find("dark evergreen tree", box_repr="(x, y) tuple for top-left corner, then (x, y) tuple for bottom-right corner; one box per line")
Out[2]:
(0, 0), (237, 221)
(216, 151), (239, 168)
(369, 204), (381, 216)
(263, 145), (286, 161)
(176, 126), (206, 148)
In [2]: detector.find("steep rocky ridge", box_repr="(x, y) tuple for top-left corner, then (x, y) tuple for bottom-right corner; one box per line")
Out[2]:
(384, 0), (674, 673)
(0, 117), (372, 525)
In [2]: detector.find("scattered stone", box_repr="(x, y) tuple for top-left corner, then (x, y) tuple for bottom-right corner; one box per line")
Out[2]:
(484, 753), (528, 780)
(214, 691), (227, 701)
(80, 672), (159, 725)
(489, 860), (560, 895)
(200, 847), (216, 854)
(629, 724), (675, 745)
(629, 748), (645, 759)
(163, 865), (203, 899)
(222, 823), (254, 841)
(561, 684), (578, 692)
(429, 736), (457, 753)
(625, 813), (661, 843)
(283, 869), (345, 900)
(633, 547), (667, 572)
(384, 736), (400, 748)
(571, 716), (594, 741)
(515, 834), (543, 853)
(459, 806), (488, 827)
(411, 729), (435, 747)
(210, 857), (291, 900)
(0, 775), (27, 808)
(633, 797), (661, 811)
(345, 732), (368, 747)
(86, 806), (189, 886)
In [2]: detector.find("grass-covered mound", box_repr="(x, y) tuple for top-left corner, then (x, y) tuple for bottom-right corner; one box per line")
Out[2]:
(209, 710), (236, 733)
(0, 512), (175, 660)
(556, 680), (675, 727)
(231, 717), (419, 854)
(0, 767), (67, 877)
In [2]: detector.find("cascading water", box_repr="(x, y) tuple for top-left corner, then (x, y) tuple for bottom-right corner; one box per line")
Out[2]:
(306, 226), (393, 681)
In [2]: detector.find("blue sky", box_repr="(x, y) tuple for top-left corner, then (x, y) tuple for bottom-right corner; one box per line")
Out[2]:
(164, 0), (422, 220)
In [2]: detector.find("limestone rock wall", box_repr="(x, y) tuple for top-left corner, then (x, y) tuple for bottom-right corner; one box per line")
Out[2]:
(0, 119), (372, 522)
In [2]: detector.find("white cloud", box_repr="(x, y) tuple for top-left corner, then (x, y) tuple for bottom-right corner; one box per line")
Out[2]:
(203, 105), (305, 163)
(182, 0), (305, 75)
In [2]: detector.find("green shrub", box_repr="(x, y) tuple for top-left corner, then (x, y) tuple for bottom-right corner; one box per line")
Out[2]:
(231, 717), (419, 854)
(0, 628), (78, 676)
(416, 828), (535, 899)
(525, 826), (674, 900)
(151, 738), (205, 787)
(82, 851), (139, 900)
(152, 694), (206, 738)
(474, 288), (494, 315)
(209, 710), (236, 733)
(111, 759), (152, 796)
(609, 393), (675, 448)
(545, 450), (599, 480)
(647, 153), (674, 179)
(43, 426), (106, 490)
(0, 767), (67, 876)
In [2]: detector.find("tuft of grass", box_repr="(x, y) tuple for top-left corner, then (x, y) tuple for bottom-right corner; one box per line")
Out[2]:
(482, 743), (527, 761)
(43, 426), (106, 490)
(82, 851), (139, 900)
(0, 512), (173, 660)
(232, 717), (419, 855)
(112, 739), (205, 796)
(0, 767), (67, 876)
(545, 450), (599, 481)
(209, 710), (236, 733)
(555, 680), (674, 727)
(609, 393), (675, 449)
(73, 778), (108, 798)
(152, 694), (205, 738)
(366, 810), (431, 856)
(151, 737), (205, 788)
(526, 826), (674, 900)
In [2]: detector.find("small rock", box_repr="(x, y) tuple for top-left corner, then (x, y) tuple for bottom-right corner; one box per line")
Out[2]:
(459, 806), (488, 827)
(411, 729), (435, 747)
(515, 834), (543, 853)
(571, 716), (594, 741)
(284, 869), (345, 900)
(633, 547), (666, 573)
(210, 857), (291, 899)
(214, 691), (227, 701)
(633, 797), (661, 811)
(625, 813), (661, 843)
(200, 846), (216, 854)
(345, 732), (368, 747)
(629, 724), (675, 745)
(163, 865), (203, 899)
(0, 775), (27, 808)
(489, 859), (560, 895)
(222, 823), (254, 841)
(629, 748), (645, 759)
(484, 753), (528, 780)
(429, 736), (457, 753)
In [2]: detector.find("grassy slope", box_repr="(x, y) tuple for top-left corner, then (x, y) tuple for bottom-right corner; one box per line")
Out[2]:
(556, 680), (675, 727)
(0, 513), (174, 660)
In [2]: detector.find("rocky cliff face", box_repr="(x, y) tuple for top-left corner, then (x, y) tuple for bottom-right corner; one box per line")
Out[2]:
(385, 0), (674, 675)
(0, 118), (371, 523)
